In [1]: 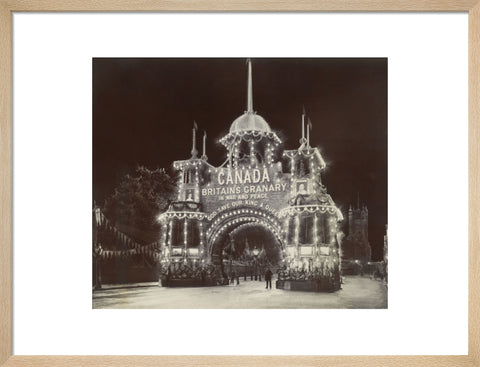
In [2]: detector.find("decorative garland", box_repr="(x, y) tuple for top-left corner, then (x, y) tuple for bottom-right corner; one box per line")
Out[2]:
(207, 215), (283, 247)
(220, 130), (282, 146)
(283, 147), (326, 170)
(94, 209), (160, 260)
(173, 158), (215, 171)
(283, 148), (316, 159)
(206, 207), (282, 237)
(159, 211), (208, 220)
(278, 205), (341, 218)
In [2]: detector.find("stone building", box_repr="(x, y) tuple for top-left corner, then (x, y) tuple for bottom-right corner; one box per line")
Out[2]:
(340, 199), (372, 263)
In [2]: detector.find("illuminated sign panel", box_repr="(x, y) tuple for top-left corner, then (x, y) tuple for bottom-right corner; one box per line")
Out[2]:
(201, 167), (290, 217)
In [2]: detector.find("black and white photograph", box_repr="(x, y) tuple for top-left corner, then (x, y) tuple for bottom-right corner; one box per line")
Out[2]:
(92, 58), (388, 309)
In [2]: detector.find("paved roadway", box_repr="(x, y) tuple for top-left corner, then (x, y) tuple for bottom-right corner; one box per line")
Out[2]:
(92, 275), (387, 309)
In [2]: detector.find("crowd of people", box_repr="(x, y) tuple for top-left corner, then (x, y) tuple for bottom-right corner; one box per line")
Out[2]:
(160, 260), (346, 290)
(277, 263), (340, 281)
(161, 263), (221, 283)
(159, 261), (278, 288)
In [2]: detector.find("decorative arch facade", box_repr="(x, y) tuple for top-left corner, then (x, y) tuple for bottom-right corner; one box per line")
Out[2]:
(157, 60), (343, 289)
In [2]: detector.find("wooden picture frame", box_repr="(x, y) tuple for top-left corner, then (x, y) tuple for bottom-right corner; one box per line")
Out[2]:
(1, 1), (478, 366)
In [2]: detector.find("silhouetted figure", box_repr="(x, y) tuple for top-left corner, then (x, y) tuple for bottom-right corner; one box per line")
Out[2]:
(265, 268), (273, 289)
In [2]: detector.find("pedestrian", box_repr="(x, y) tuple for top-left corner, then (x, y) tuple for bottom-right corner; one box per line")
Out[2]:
(265, 268), (273, 289)
(166, 267), (172, 282)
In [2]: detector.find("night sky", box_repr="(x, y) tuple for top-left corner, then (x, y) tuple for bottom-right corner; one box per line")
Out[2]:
(93, 58), (387, 260)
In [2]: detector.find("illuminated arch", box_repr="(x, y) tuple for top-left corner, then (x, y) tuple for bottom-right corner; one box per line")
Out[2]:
(206, 206), (284, 255)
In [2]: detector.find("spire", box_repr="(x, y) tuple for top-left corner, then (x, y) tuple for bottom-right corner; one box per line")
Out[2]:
(247, 58), (253, 113)
(191, 121), (198, 159)
(307, 117), (312, 148)
(201, 130), (208, 161)
(302, 105), (305, 141)
(299, 106), (307, 149)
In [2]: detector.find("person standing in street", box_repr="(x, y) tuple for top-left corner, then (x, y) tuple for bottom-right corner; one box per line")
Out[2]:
(265, 268), (273, 289)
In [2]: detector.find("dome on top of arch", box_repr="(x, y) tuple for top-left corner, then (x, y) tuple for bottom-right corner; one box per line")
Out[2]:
(229, 112), (271, 134)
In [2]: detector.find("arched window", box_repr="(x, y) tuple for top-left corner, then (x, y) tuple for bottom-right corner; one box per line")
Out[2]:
(183, 168), (195, 184)
(287, 216), (296, 244)
(188, 219), (200, 247)
(299, 212), (313, 244)
(316, 213), (326, 245)
(295, 158), (310, 177)
(170, 219), (184, 247)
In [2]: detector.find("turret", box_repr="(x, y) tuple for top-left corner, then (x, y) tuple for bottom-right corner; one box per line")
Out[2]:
(219, 59), (282, 168)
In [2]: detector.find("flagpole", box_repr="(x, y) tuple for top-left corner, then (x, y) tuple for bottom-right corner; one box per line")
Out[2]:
(191, 121), (198, 158)
(300, 106), (306, 148)
(307, 118), (311, 148)
(247, 58), (253, 112)
(201, 131), (207, 160)
(203, 131), (206, 157)
(307, 120), (310, 147)
(302, 111), (305, 141)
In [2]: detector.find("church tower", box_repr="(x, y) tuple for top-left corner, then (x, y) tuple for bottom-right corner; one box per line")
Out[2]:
(342, 196), (371, 262)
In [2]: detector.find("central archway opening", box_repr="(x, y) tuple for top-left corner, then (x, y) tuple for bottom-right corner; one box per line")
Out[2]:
(211, 222), (283, 281)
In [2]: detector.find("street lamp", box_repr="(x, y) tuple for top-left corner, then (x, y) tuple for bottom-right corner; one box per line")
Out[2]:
(250, 253), (253, 281)
(93, 207), (104, 290)
(253, 246), (259, 281)
(228, 237), (234, 279)
(94, 243), (103, 290)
